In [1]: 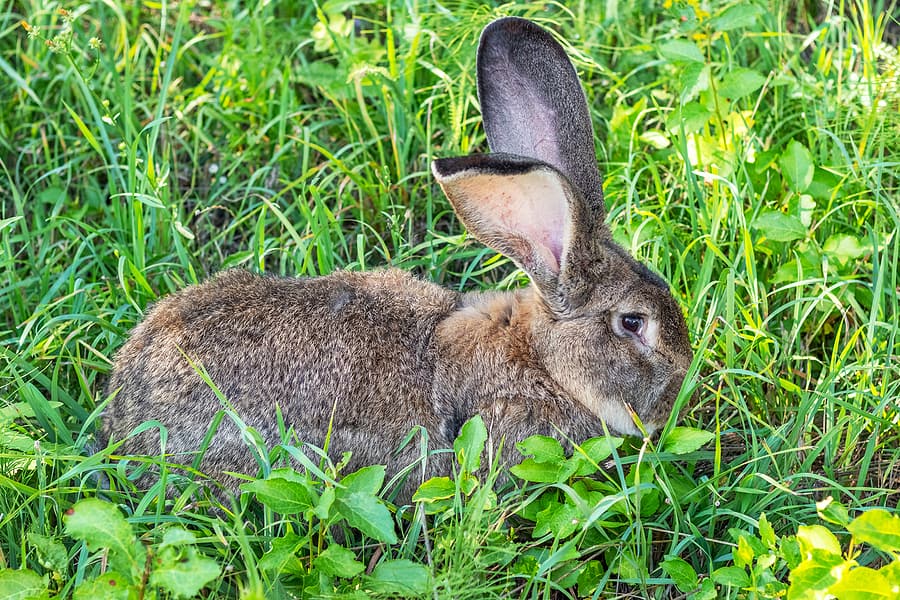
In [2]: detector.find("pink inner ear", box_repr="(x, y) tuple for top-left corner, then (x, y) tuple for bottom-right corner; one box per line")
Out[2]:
(457, 169), (569, 274)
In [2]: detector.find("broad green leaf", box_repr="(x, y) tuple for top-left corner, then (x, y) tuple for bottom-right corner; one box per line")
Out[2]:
(37, 187), (65, 205)
(149, 546), (220, 599)
(572, 435), (624, 476)
(293, 62), (352, 99)
(728, 529), (767, 556)
(615, 550), (648, 579)
(679, 63), (711, 104)
(510, 457), (576, 483)
(847, 509), (900, 554)
(577, 560), (603, 596)
(757, 552), (778, 570)
(0, 429), (42, 453)
(753, 210), (807, 242)
(159, 527), (197, 548)
(266, 466), (309, 483)
(796, 525), (842, 557)
(666, 102), (712, 133)
(774, 246), (823, 283)
(513, 551), (542, 577)
(314, 486), (335, 520)
(878, 562), (900, 587)
(258, 533), (304, 574)
(368, 559), (430, 596)
(555, 557), (583, 589)
(580, 436), (624, 462)
(336, 493), (398, 544)
(712, 4), (764, 31)
(718, 68), (766, 99)
(72, 573), (131, 600)
(789, 193), (816, 227)
(781, 536), (802, 570)
(454, 415), (487, 473)
(609, 96), (647, 137)
(823, 234), (868, 264)
(816, 497), (851, 527)
(829, 566), (894, 599)
(458, 472), (479, 496)
(341, 465), (385, 496)
(314, 544), (365, 578)
(533, 502), (581, 539)
(0, 568), (49, 600)
(0, 401), (37, 424)
(807, 167), (844, 200)
(516, 435), (565, 463)
(759, 513), (777, 549)
(773, 259), (803, 284)
(734, 534), (755, 569)
(664, 473), (700, 506)
(658, 40), (705, 63)
(780, 140), (815, 193)
(660, 555), (698, 592)
(695, 578), (718, 600)
(713, 565), (751, 588)
(64, 499), (146, 581)
(412, 477), (456, 503)
(26, 533), (67, 573)
(661, 427), (715, 454)
(241, 476), (313, 514)
(787, 553), (845, 598)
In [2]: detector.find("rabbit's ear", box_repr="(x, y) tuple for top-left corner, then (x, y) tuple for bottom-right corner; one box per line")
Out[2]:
(433, 154), (592, 311)
(477, 17), (606, 230)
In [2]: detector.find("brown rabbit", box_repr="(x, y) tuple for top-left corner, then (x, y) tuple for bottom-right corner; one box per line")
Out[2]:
(102, 17), (693, 500)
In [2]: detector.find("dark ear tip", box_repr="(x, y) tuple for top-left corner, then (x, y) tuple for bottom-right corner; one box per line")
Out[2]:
(481, 17), (544, 41)
(433, 154), (551, 180)
(432, 156), (472, 179)
(481, 16), (533, 36)
(479, 16), (557, 48)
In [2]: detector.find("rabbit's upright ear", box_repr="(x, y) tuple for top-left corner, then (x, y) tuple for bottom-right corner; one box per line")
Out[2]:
(477, 17), (607, 232)
(433, 154), (592, 313)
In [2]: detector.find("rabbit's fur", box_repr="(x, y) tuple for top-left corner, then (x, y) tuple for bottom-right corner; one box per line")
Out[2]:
(102, 17), (693, 500)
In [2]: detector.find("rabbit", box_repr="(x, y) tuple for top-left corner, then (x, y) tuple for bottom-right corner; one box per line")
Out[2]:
(101, 16), (693, 502)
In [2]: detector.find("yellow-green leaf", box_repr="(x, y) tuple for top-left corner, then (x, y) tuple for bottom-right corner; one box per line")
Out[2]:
(828, 566), (895, 599)
(847, 509), (900, 554)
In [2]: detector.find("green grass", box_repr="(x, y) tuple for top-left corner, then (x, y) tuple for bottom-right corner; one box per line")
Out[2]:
(1, 0), (899, 598)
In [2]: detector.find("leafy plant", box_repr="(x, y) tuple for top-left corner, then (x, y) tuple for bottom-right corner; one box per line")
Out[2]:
(1, 499), (220, 599)
(662, 497), (900, 599)
(240, 458), (433, 596)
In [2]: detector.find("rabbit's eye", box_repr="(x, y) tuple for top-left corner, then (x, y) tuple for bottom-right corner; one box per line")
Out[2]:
(621, 314), (644, 334)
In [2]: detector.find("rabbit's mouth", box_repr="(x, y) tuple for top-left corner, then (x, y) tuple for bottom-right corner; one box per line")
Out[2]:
(580, 396), (652, 438)
(571, 367), (685, 439)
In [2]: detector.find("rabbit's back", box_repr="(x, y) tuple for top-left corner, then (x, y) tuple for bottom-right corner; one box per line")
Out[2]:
(103, 268), (460, 485)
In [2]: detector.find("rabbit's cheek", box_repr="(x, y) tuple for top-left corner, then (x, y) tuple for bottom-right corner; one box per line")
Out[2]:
(646, 371), (687, 428)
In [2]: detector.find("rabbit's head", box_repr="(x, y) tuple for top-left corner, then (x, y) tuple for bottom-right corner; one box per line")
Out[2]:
(433, 17), (693, 436)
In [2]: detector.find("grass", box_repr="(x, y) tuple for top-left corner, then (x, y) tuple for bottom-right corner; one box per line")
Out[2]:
(1, 0), (899, 598)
